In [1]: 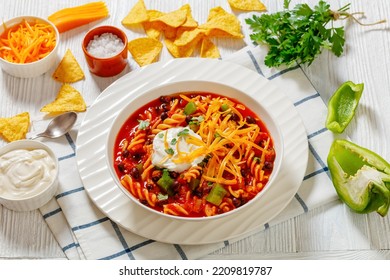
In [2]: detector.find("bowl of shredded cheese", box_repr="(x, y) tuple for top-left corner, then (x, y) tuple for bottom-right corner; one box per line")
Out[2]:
(0, 16), (59, 78)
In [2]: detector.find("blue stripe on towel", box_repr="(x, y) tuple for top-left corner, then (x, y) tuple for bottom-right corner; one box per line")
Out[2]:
(130, 239), (155, 251)
(72, 217), (110, 231)
(56, 186), (85, 199)
(63, 242), (80, 252)
(268, 64), (300, 80)
(99, 250), (129, 260)
(65, 133), (76, 151)
(304, 167), (329, 181)
(294, 93), (321, 106)
(247, 50), (264, 76)
(99, 240), (156, 260)
(42, 207), (62, 219)
(308, 127), (328, 139)
(174, 244), (188, 260)
(110, 221), (135, 260)
(57, 133), (77, 161)
(294, 193), (309, 213)
(308, 142), (329, 178)
(58, 153), (76, 161)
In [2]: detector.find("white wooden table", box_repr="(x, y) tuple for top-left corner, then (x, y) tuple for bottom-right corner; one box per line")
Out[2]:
(1, 0), (390, 260)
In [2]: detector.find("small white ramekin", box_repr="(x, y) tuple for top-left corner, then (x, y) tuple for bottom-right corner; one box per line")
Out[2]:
(0, 140), (59, 211)
(0, 16), (60, 78)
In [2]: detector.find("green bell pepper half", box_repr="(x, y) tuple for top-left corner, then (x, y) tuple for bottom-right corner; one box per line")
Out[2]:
(327, 139), (390, 216)
(325, 81), (364, 133)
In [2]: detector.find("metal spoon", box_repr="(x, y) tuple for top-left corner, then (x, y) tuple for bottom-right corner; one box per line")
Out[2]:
(30, 112), (78, 140)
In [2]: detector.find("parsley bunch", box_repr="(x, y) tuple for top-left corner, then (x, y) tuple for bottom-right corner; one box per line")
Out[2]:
(245, 0), (369, 67)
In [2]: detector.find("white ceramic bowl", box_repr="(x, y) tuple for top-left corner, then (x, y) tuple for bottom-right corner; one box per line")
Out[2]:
(106, 80), (284, 221)
(0, 140), (59, 211)
(0, 16), (60, 78)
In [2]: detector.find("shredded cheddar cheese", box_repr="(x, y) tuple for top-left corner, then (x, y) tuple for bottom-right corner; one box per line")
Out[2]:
(0, 19), (56, 63)
(170, 94), (270, 185)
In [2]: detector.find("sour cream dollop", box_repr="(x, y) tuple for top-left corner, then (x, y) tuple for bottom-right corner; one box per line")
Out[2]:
(0, 149), (57, 199)
(152, 127), (206, 173)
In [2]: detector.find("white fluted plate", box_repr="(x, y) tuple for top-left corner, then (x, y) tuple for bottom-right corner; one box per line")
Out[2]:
(76, 58), (308, 245)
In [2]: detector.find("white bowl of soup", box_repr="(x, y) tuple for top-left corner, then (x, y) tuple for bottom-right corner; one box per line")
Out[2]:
(106, 81), (283, 220)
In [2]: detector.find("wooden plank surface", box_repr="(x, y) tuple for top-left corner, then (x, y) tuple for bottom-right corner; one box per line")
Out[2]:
(1, 0), (390, 259)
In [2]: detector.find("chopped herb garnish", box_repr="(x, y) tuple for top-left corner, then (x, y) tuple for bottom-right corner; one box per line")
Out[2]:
(190, 116), (204, 125)
(158, 133), (164, 138)
(177, 128), (190, 137)
(170, 138), (177, 145)
(138, 119), (150, 130)
(165, 148), (174, 155)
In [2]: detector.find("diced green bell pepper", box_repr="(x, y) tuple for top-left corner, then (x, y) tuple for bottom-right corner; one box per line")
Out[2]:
(157, 169), (174, 196)
(325, 81), (364, 133)
(327, 139), (390, 216)
(206, 183), (227, 206)
(184, 101), (197, 115)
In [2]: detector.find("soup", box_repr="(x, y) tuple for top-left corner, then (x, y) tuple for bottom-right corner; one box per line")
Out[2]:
(113, 92), (275, 217)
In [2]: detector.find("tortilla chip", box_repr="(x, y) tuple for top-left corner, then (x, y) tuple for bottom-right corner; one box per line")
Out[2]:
(149, 5), (187, 28)
(181, 4), (198, 28)
(165, 38), (197, 58)
(142, 10), (165, 39)
(174, 28), (207, 47)
(199, 6), (244, 39)
(200, 37), (220, 58)
(41, 84), (87, 113)
(0, 112), (30, 142)
(122, 0), (149, 26)
(52, 49), (85, 83)
(128, 37), (163, 66)
(227, 0), (267, 11)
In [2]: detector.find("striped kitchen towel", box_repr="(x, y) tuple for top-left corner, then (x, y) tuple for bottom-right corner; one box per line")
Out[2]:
(37, 45), (338, 260)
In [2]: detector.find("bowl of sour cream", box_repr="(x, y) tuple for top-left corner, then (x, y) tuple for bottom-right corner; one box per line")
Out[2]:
(0, 140), (59, 211)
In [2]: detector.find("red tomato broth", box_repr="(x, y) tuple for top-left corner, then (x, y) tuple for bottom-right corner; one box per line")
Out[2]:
(113, 92), (276, 218)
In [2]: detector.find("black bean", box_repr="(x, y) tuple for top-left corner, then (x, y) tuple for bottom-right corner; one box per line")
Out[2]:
(241, 168), (249, 177)
(122, 150), (129, 158)
(231, 113), (240, 122)
(170, 171), (179, 179)
(130, 167), (140, 179)
(161, 112), (168, 121)
(264, 162), (273, 170)
(245, 116), (256, 124)
(117, 163), (125, 173)
(132, 153), (142, 161)
(139, 199), (147, 205)
(172, 181), (181, 192)
(160, 103), (169, 112)
(159, 96), (171, 103)
(232, 197), (241, 207)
